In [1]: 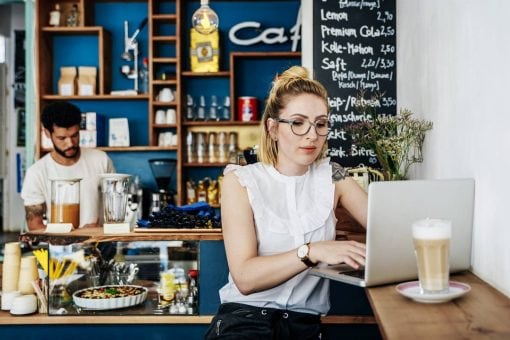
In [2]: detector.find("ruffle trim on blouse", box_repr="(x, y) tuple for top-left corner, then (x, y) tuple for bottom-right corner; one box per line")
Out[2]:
(224, 164), (265, 219)
(292, 158), (334, 235)
(225, 160), (334, 236)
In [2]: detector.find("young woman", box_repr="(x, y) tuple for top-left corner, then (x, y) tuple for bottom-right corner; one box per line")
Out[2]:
(205, 66), (368, 339)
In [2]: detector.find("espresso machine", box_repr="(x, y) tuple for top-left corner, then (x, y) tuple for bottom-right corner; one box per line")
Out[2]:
(148, 159), (177, 211)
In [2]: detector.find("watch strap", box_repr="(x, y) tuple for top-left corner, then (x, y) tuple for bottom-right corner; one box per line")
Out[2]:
(300, 243), (317, 267)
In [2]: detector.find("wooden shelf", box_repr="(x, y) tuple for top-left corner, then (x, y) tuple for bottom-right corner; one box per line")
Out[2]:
(183, 120), (260, 126)
(153, 79), (178, 85)
(151, 14), (178, 21)
(181, 71), (231, 77)
(153, 36), (178, 42)
(153, 123), (178, 128)
(153, 101), (178, 106)
(98, 146), (178, 152)
(184, 162), (228, 167)
(153, 57), (179, 63)
(42, 94), (149, 100)
(41, 146), (179, 153)
(41, 26), (105, 34)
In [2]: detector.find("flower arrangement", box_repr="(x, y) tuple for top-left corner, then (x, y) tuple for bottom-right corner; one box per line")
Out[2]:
(347, 92), (433, 180)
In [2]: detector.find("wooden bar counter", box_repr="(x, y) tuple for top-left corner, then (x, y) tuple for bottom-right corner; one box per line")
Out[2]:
(1, 229), (375, 331)
(366, 272), (510, 339)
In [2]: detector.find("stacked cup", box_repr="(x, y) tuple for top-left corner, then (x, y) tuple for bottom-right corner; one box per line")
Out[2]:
(18, 256), (39, 295)
(2, 242), (21, 293)
(1, 243), (40, 314)
(1, 242), (21, 311)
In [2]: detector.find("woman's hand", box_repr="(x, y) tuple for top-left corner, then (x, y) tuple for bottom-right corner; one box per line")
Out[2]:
(308, 240), (366, 269)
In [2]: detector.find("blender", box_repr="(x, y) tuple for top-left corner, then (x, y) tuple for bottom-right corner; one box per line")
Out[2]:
(100, 173), (132, 233)
(148, 159), (177, 209)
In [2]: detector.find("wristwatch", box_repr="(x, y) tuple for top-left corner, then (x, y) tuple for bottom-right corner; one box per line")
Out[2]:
(297, 243), (317, 267)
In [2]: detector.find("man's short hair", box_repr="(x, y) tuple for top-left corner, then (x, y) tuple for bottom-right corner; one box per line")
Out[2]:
(41, 101), (82, 132)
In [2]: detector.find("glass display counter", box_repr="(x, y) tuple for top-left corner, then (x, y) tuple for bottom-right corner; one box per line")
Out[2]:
(20, 228), (223, 317)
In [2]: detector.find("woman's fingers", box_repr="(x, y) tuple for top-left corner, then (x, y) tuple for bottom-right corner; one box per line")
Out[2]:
(315, 240), (367, 267)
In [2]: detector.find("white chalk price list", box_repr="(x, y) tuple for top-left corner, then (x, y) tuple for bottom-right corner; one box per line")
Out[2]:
(314, 0), (396, 166)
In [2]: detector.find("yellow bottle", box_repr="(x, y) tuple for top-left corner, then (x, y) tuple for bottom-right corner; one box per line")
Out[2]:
(197, 180), (207, 202)
(159, 271), (175, 305)
(207, 180), (219, 205)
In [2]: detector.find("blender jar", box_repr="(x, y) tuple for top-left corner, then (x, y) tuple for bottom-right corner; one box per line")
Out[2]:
(50, 178), (81, 229)
(100, 174), (131, 224)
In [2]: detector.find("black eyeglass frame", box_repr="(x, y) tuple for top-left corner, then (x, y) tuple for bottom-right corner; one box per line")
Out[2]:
(276, 117), (330, 136)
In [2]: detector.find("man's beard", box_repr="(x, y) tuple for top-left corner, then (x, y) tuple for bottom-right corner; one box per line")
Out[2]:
(54, 145), (79, 159)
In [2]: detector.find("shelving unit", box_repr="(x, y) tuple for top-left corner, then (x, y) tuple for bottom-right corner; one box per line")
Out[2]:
(148, 0), (180, 148)
(35, 0), (302, 205)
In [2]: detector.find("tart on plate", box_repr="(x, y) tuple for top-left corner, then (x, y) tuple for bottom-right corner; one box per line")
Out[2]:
(72, 285), (148, 310)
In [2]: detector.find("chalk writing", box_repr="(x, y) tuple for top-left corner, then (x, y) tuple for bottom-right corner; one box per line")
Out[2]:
(313, 0), (396, 167)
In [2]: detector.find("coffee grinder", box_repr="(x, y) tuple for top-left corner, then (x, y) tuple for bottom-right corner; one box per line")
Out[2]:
(148, 159), (177, 210)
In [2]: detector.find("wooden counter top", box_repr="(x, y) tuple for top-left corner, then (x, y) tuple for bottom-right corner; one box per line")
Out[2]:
(20, 228), (224, 244)
(20, 229), (352, 244)
(0, 310), (373, 326)
(366, 272), (510, 339)
(0, 312), (213, 325)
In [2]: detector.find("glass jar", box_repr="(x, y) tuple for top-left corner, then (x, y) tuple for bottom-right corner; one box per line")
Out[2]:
(50, 178), (81, 229)
(99, 174), (131, 223)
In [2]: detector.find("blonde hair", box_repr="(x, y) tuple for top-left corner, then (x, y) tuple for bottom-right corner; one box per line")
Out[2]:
(258, 66), (330, 166)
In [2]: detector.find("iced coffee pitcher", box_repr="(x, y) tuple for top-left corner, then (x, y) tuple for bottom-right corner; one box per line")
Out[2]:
(50, 178), (81, 229)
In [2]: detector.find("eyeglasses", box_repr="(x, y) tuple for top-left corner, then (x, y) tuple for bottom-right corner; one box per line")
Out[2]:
(276, 117), (330, 136)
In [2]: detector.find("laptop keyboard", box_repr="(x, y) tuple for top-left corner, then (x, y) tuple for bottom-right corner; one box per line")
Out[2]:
(340, 269), (365, 279)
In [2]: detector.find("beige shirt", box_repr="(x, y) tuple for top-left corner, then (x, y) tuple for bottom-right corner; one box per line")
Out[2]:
(21, 148), (115, 227)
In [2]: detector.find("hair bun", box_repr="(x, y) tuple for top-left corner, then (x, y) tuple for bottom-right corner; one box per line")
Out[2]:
(277, 66), (310, 83)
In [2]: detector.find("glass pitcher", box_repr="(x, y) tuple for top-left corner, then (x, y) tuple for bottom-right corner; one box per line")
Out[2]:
(50, 178), (81, 229)
(100, 174), (131, 224)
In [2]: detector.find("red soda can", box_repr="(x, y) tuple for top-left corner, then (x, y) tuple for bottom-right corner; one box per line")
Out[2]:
(237, 97), (258, 121)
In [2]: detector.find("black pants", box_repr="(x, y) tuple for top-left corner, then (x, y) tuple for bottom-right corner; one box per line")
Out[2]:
(204, 302), (322, 340)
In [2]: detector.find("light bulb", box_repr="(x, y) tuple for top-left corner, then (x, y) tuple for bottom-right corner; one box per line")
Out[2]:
(192, 0), (219, 35)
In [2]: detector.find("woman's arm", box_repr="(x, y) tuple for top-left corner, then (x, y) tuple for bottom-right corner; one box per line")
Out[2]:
(332, 164), (368, 228)
(221, 170), (367, 295)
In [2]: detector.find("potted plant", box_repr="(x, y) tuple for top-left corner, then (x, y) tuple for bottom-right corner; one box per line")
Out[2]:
(347, 93), (433, 181)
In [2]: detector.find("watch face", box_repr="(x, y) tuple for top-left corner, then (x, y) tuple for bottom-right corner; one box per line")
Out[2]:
(297, 245), (308, 258)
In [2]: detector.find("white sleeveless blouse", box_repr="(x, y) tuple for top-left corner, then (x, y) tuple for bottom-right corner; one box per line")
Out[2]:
(219, 157), (337, 315)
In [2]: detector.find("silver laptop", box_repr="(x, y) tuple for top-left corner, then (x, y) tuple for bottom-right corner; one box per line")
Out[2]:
(310, 178), (475, 287)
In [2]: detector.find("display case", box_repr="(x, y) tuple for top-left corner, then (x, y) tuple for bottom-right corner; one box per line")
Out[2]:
(45, 240), (196, 315)
(22, 228), (224, 317)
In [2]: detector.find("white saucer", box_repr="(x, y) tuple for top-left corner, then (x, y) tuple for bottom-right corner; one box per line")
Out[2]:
(395, 281), (471, 303)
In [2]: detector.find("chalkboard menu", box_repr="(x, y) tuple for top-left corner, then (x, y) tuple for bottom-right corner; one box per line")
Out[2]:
(313, 0), (396, 168)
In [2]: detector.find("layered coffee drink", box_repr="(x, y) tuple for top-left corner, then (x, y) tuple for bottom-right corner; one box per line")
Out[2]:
(51, 203), (80, 229)
(412, 219), (451, 294)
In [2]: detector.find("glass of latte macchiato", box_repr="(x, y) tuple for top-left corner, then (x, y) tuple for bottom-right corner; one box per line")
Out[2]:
(412, 218), (452, 294)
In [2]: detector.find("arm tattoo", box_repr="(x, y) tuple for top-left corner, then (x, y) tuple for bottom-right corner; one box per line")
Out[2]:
(330, 161), (347, 182)
(25, 204), (46, 223)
